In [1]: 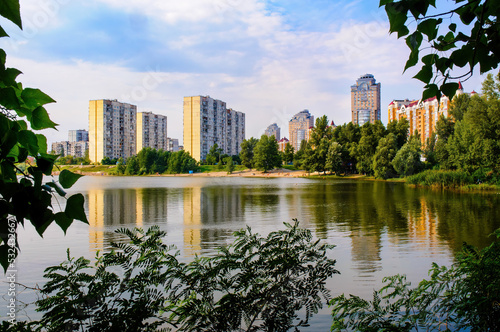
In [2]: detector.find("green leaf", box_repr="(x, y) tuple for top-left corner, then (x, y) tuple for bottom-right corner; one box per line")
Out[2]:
(451, 46), (473, 68)
(0, 0), (22, 29)
(0, 25), (8, 38)
(65, 194), (88, 223)
(440, 82), (459, 98)
(0, 87), (21, 110)
(422, 84), (440, 101)
(406, 31), (423, 52)
(1, 68), (22, 87)
(21, 88), (55, 109)
(413, 65), (433, 84)
(421, 54), (437, 66)
(35, 154), (56, 175)
(449, 23), (457, 32)
(30, 106), (58, 130)
(18, 130), (39, 155)
(46, 181), (67, 197)
(417, 19), (439, 40)
(54, 212), (73, 234)
(36, 134), (48, 154)
(59, 169), (84, 189)
(385, 3), (410, 38)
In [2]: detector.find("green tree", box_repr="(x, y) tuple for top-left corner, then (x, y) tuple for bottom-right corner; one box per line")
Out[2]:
(450, 93), (471, 122)
(380, 0), (500, 100)
(373, 133), (398, 179)
(386, 117), (409, 149)
(224, 156), (235, 174)
(331, 229), (500, 331)
(254, 135), (281, 172)
(283, 143), (294, 165)
(308, 115), (334, 174)
(116, 158), (126, 175)
(325, 141), (343, 175)
(125, 156), (140, 175)
(351, 122), (385, 175)
(0, 1), (87, 271)
(293, 140), (308, 169)
(206, 143), (222, 165)
(392, 136), (423, 177)
(28, 222), (339, 331)
(240, 137), (259, 168)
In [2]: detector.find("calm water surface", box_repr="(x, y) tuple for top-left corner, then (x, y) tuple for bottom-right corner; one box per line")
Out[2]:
(3, 176), (500, 330)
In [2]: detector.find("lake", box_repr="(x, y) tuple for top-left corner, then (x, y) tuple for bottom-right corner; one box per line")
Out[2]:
(4, 176), (500, 330)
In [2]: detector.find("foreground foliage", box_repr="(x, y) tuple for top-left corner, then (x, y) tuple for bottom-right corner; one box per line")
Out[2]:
(10, 221), (338, 331)
(331, 229), (500, 331)
(0, 0), (87, 272)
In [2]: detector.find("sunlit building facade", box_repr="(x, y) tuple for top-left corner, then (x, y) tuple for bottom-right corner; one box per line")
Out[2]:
(137, 112), (168, 152)
(289, 110), (314, 151)
(351, 74), (381, 126)
(183, 96), (245, 161)
(265, 123), (281, 141)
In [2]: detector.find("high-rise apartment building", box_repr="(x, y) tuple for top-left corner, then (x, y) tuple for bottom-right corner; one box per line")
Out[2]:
(289, 110), (314, 151)
(89, 99), (137, 163)
(264, 123), (280, 141)
(183, 96), (245, 161)
(166, 137), (180, 152)
(137, 112), (168, 152)
(387, 83), (472, 144)
(351, 74), (381, 126)
(68, 129), (88, 142)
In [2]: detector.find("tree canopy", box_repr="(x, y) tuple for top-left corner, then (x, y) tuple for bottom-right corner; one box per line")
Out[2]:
(380, 0), (500, 100)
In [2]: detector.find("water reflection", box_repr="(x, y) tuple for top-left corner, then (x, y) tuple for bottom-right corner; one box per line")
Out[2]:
(84, 179), (500, 278)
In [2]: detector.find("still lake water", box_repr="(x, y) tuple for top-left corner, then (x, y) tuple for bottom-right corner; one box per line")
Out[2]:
(3, 176), (500, 329)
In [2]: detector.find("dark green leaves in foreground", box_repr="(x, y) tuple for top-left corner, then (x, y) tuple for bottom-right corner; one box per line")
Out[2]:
(0, 0), (87, 272)
(28, 222), (338, 331)
(380, 0), (500, 99)
(331, 229), (500, 331)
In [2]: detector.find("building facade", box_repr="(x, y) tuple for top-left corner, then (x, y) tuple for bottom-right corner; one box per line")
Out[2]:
(166, 137), (180, 152)
(183, 96), (245, 161)
(264, 123), (281, 141)
(68, 129), (88, 142)
(137, 112), (168, 152)
(278, 137), (289, 152)
(351, 74), (381, 126)
(387, 85), (470, 145)
(89, 99), (137, 163)
(289, 110), (314, 151)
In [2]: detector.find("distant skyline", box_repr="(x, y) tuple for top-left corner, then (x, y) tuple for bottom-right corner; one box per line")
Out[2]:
(0, 0), (492, 145)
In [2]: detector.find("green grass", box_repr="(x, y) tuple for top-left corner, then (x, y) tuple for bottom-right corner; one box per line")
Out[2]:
(197, 165), (247, 173)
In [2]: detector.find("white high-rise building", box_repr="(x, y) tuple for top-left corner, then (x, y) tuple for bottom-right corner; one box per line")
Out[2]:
(137, 112), (168, 152)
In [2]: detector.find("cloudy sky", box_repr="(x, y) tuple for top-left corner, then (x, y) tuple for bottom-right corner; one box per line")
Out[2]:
(0, 0), (491, 145)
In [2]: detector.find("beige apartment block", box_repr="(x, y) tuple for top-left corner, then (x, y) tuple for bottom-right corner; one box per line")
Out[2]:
(183, 96), (245, 161)
(89, 99), (137, 163)
(351, 74), (381, 126)
(289, 110), (314, 151)
(137, 112), (168, 152)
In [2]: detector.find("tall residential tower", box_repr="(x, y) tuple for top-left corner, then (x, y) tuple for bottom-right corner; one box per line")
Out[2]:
(183, 96), (245, 161)
(137, 112), (168, 152)
(264, 123), (281, 141)
(351, 74), (381, 126)
(89, 99), (137, 163)
(289, 110), (314, 151)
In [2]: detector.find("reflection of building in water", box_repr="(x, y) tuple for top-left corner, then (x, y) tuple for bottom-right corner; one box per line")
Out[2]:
(406, 198), (439, 250)
(183, 187), (202, 255)
(183, 186), (243, 256)
(350, 229), (382, 276)
(87, 188), (170, 251)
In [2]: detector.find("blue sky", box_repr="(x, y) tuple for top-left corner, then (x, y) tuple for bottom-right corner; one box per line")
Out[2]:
(0, 0), (491, 145)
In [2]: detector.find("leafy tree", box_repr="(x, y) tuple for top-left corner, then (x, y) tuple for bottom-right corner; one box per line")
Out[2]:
(21, 222), (338, 331)
(116, 158), (126, 175)
(293, 140), (308, 169)
(423, 132), (438, 167)
(224, 156), (235, 174)
(380, 0), (500, 100)
(450, 93), (471, 122)
(206, 143), (222, 165)
(308, 115), (334, 174)
(373, 133), (398, 179)
(240, 137), (259, 169)
(283, 143), (294, 165)
(101, 157), (118, 165)
(125, 156), (140, 175)
(254, 135), (281, 172)
(331, 228), (500, 331)
(167, 150), (197, 174)
(386, 117), (409, 149)
(0, 0), (87, 271)
(351, 122), (385, 175)
(392, 136), (423, 177)
(325, 141), (343, 175)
